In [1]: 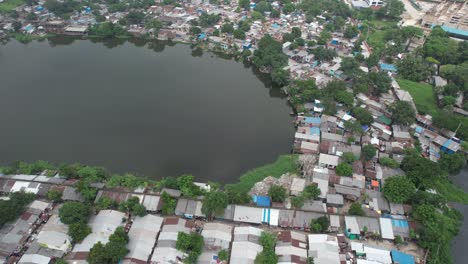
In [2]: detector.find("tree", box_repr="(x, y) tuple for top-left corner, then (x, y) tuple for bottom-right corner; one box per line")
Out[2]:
(126, 11), (145, 25)
(233, 29), (246, 40)
(202, 191), (228, 219)
(253, 34), (288, 71)
(69, 222), (92, 243)
(340, 57), (361, 76)
(334, 90), (354, 107)
(0, 192), (35, 228)
(218, 249), (229, 261)
(190, 26), (201, 36)
(343, 152), (357, 164)
(310, 216), (330, 233)
(221, 23), (234, 34)
(59, 202), (90, 225)
(379, 157), (399, 168)
(348, 202), (365, 216)
(271, 68), (290, 86)
(119, 197), (147, 216)
(88, 227), (129, 264)
(269, 185), (287, 202)
(302, 184), (321, 200)
(396, 54), (433, 82)
(389, 101), (415, 126)
(336, 163), (353, 177)
(239, 0), (250, 9)
(291, 195), (305, 208)
(47, 190), (63, 202)
(254, 1), (271, 14)
(283, 3), (295, 14)
(438, 153), (466, 175)
(383, 176), (416, 203)
(351, 107), (373, 125)
(311, 47), (337, 62)
(344, 25), (359, 39)
(176, 232), (204, 263)
(255, 232), (278, 264)
(161, 192), (177, 216)
(362, 145), (376, 161)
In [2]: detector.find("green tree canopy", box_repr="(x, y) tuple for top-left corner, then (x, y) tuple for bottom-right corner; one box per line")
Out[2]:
(59, 202), (90, 225)
(310, 216), (330, 233)
(336, 163), (353, 176)
(269, 185), (287, 202)
(389, 101), (415, 126)
(348, 202), (365, 216)
(362, 145), (376, 161)
(383, 176), (416, 203)
(202, 191), (228, 218)
(69, 222), (92, 243)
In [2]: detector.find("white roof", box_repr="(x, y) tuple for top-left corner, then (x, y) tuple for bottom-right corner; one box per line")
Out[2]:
(234, 226), (262, 237)
(318, 153), (339, 166)
(233, 205), (263, 224)
(30, 200), (50, 211)
(379, 218), (395, 240)
(142, 195), (160, 211)
(275, 245), (307, 258)
(126, 215), (163, 262)
(36, 214), (70, 252)
(351, 241), (364, 253)
(72, 210), (125, 253)
(268, 208), (280, 226)
(308, 234), (340, 264)
(300, 141), (319, 151)
(230, 241), (263, 264)
(295, 132), (320, 141)
(151, 246), (186, 263)
(18, 254), (51, 264)
(202, 223), (233, 249)
(312, 177), (328, 199)
(10, 181), (40, 194)
(345, 216), (360, 234)
(363, 245), (392, 264)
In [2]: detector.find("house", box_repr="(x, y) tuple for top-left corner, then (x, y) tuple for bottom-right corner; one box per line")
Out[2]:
(326, 194), (344, 208)
(379, 218), (395, 240)
(312, 169), (329, 199)
(70, 210), (126, 262)
(318, 153), (339, 168)
(391, 250), (415, 264)
(151, 217), (192, 263)
(276, 230), (308, 264)
(308, 234), (340, 263)
(230, 226), (263, 264)
(300, 141), (319, 154)
(292, 211), (324, 230)
(141, 194), (161, 212)
(252, 195), (271, 207)
(233, 205), (263, 224)
(363, 245), (392, 264)
(329, 215), (341, 232)
(199, 223), (233, 264)
(334, 184), (361, 200)
(321, 132), (345, 143)
(175, 198), (204, 219)
(123, 214), (163, 264)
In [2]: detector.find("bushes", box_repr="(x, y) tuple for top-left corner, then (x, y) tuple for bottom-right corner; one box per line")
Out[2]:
(383, 176), (416, 204)
(255, 232), (278, 264)
(202, 191), (228, 218)
(176, 232), (204, 263)
(69, 222), (92, 243)
(379, 157), (399, 168)
(59, 201), (92, 243)
(348, 203), (365, 216)
(161, 192), (177, 216)
(0, 192), (35, 228)
(88, 227), (129, 264)
(310, 216), (330, 233)
(119, 197), (147, 217)
(336, 163), (352, 177)
(269, 185), (287, 202)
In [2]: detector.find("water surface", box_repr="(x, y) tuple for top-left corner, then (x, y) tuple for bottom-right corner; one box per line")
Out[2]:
(0, 38), (294, 182)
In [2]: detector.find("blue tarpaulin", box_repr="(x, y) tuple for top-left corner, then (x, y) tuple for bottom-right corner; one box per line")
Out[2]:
(310, 127), (320, 135)
(304, 116), (321, 125)
(391, 250), (415, 264)
(252, 195), (271, 207)
(380, 63), (397, 72)
(198, 33), (206, 40)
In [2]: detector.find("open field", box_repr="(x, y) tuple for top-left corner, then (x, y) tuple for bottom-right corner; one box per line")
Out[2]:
(397, 78), (438, 115)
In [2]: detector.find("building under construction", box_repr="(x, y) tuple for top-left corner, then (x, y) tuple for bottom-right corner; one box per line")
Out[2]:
(421, 0), (468, 39)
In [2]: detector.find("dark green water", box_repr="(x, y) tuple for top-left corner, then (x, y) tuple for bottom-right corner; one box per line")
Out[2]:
(0, 37), (294, 182)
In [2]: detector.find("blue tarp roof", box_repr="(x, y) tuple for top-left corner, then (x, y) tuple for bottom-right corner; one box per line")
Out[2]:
(331, 39), (338, 45)
(272, 23), (280, 29)
(304, 117), (321, 124)
(262, 208), (271, 223)
(380, 63), (397, 72)
(391, 250), (415, 264)
(433, 24), (468, 38)
(198, 33), (206, 39)
(391, 219), (409, 228)
(252, 195), (271, 207)
(415, 126), (424, 133)
(310, 127), (320, 135)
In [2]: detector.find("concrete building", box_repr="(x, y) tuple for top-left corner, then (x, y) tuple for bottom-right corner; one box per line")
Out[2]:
(123, 214), (163, 264)
(230, 226), (263, 264)
(151, 217), (192, 263)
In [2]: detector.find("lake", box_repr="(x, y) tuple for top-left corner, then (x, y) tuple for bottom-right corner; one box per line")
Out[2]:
(0, 37), (294, 182)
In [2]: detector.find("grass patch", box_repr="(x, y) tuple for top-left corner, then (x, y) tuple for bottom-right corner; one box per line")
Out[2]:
(0, 0), (25, 12)
(434, 180), (468, 204)
(364, 20), (398, 50)
(397, 78), (438, 115)
(225, 155), (299, 193)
